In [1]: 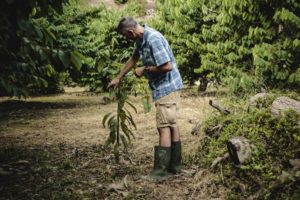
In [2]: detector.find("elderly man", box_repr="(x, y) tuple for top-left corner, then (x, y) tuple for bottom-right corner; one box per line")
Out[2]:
(108, 17), (183, 180)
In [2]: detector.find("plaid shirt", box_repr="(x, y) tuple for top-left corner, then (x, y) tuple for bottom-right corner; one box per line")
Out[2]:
(133, 25), (183, 101)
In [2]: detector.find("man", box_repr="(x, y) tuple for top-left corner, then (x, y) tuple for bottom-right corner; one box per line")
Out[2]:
(108, 17), (183, 180)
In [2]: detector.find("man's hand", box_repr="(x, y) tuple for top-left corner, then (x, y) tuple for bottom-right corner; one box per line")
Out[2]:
(108, 77), (121, 89)
(135, 66), (145, 78)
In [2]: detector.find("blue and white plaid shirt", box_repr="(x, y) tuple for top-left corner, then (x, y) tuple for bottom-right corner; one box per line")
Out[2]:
(133, 25), (183, 101)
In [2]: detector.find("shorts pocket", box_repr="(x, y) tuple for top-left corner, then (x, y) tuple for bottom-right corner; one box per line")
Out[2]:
(156, 103), (177, 126)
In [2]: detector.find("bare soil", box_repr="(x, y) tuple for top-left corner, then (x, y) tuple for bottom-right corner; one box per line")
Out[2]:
(0, 87), (228, 199)
(88, 0), (156, 20)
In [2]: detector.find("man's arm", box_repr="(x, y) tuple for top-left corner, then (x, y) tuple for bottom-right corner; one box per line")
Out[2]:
(135, 62), (172, 77)
(145, 62), (172, 73)
(108, 56), (139, 88)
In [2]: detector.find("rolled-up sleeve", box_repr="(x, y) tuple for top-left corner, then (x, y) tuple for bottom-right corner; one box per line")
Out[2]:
(150, 38), (171, 67)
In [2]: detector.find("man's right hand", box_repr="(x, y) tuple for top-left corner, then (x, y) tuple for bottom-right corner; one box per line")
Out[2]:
(108, 77), (121, 89)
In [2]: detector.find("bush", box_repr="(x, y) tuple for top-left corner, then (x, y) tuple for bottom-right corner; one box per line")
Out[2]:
(197, 95), (300, 199)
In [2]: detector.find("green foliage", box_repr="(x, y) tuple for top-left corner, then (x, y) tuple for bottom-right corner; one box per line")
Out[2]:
(102, 85), (137, 162)
(114, 0), (128, 4)
(131, 77), (152, 113)
(0, 0), (85, 97)
(201, 0), (300, 96)
(53, 1), (143, 92)
(198, 96), (300, 199)
(152, 0), (205, 86)
(154, 0), (300, 95)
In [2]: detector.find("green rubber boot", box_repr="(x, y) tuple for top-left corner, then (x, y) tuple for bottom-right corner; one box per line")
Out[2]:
(147, 146), (171, 180)
(169, 141), (182, 174)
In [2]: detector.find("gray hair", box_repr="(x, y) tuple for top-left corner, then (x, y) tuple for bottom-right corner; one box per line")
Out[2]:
(116, 17), (138, 33)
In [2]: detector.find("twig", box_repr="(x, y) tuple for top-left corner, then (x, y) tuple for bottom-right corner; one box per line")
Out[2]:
(209, 100), (231, 115)
(211, 153), (229, 169)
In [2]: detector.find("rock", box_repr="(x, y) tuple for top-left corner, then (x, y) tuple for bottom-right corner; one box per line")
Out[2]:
(271, 96), (300, 124)
(248, 93), (270, 111)
(289, 159), (300, 169)
(100, 96), (114, 105)
(227, 137), (251, 165)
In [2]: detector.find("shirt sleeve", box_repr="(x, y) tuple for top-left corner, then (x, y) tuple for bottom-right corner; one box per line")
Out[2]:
(149, 38), (171, 67)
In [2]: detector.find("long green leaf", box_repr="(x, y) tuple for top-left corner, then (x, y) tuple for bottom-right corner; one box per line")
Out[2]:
(126, 114), (137, 130)
(102, 112), (112, 128)
(70, 51), (82, 70)
(45, 28), (56, 40)
(126, 100), (137, 113)
(121, 122), (135, 140)
(122, 127), (131, 142)
(58, 50), (70, 68)
(120, 134), (128, 148)
(107, 115), (116, 128)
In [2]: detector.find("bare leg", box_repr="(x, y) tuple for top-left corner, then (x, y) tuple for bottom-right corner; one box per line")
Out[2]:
(158, 127), (171, 147)
(170, 126), (180, 142)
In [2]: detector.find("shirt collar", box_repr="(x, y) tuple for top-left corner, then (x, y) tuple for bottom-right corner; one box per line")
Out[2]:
(141, 25), (150, 47)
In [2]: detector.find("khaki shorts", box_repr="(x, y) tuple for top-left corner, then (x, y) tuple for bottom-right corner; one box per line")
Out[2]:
(155, 91), (181, 128)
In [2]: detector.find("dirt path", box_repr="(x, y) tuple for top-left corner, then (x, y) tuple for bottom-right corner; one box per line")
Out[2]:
(0, 88), (227, 199)
(88, 0), (156, 20)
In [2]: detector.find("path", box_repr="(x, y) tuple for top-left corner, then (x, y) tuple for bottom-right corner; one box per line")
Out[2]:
(0, 88), (227, 199)
(88, 0), (156, 20)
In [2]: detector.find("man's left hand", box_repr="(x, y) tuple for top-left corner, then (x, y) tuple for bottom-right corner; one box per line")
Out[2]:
(135, 66), (145, 77)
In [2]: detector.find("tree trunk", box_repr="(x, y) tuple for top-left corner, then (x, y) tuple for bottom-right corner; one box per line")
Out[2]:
(198, 77), (209, 92)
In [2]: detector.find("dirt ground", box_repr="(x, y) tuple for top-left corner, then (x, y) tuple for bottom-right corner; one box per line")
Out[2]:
(0, 87), (228, 199)
(88, 0), (156, 20)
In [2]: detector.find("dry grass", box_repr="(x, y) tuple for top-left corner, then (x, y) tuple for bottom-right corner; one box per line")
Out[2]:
(0, 87), (228, 199)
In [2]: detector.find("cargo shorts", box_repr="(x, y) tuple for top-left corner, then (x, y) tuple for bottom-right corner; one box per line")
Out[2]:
(154, 91), (181, 128)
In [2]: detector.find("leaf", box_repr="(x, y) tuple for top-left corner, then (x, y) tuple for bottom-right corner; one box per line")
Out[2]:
(45, 28), (56, 40)
(120, 134), (128, 148)
(107, 115), (116, 128)
(45, 64), (55, 77)
(121, 122), (134, 140)
(125, 100), (137, 113)
(105, 127), (116, 146)
(125, 112), (136, 130)
(122, 127), (131, 143)
(58, 50), (70, 68)
(70, 51), (82, 70)
(102, 112), (112, 128)
(34, 25), (43, 39)
(142, 97), (151, 113)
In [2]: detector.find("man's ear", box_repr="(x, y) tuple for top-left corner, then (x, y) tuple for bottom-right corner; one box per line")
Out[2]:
(127, 29), (134, 36)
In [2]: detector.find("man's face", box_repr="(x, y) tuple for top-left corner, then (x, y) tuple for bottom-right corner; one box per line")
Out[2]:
(121, 29), (138, 41)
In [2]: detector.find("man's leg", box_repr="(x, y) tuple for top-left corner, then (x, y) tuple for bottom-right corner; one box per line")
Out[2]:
(158, 127), (171, 147)
(169, 126), (182, 174)
(146, 126), (171, 180)
(170, 126), (180, 142)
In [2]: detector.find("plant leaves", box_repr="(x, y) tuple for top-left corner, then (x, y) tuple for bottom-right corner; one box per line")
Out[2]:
(102, 112), (113, 128)
(125, 100), (137, 113)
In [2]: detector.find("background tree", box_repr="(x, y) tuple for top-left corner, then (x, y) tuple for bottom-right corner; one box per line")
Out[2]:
(197, 0), (300, 96)
(0, 0), (85, 97)
(152, 0), (206, 89)
(154, 0), (300, 95)
(52, 1), (144, 92)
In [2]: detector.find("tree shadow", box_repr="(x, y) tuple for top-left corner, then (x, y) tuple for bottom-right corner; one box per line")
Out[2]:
(0, 100), (88, 120)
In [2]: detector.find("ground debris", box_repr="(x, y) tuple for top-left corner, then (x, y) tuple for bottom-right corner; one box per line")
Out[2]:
(106, 175), (129, 194)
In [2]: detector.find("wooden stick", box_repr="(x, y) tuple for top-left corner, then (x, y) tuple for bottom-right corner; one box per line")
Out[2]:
(209, 100), (231, 115)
